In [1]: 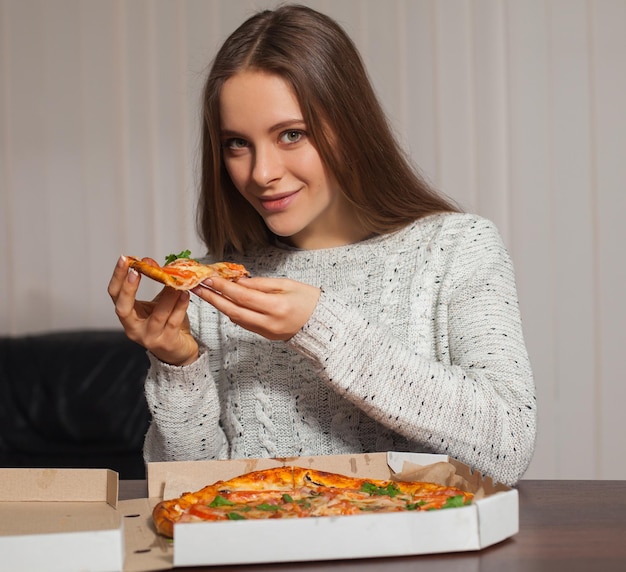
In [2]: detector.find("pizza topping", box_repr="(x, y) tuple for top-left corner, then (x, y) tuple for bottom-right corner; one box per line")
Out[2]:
(209, 495), (235, 507)
(360, 481), (402, 497)
(440, 495), (468, 509)
(164, 250), (195, 264)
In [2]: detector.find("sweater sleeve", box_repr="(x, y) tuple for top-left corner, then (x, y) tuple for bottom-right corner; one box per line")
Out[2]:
(287, 219), (536, 486)
(142, 346), (229, 463)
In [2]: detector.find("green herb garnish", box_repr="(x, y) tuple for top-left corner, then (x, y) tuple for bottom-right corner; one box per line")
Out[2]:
(441, 495), (470, 509)
(227, 512), (247, 520)
(209, 495), (235, 507)
(406, 500), (427, 510)
(425, 495), (471, 510)
(360, 482), (402, 498)
(256, 503), (282, 511)
(164, 250), (193, 264)
(282, 494), (294, 503)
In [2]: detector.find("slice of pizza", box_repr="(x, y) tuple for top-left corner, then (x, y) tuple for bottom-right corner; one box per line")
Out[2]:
(126, 252), (249, 290)
(152, 466), (474, 537)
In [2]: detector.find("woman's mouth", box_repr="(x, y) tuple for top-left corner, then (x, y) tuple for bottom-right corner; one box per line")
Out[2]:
(258, 190), (299, 212)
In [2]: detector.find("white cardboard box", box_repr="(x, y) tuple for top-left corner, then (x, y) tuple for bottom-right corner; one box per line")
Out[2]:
(0, 468), (123, 572)
(139, 451), (518, 568)
(1, 453), (518, 571)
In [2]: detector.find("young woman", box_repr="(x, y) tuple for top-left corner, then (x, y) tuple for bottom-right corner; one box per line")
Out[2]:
(108, 4), (536, 485)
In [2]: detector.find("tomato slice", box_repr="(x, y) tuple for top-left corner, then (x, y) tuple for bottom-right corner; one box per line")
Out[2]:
(188, 504), (227, 521)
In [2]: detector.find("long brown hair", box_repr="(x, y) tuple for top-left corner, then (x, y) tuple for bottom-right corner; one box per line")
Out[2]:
(198, 4), (458, 257)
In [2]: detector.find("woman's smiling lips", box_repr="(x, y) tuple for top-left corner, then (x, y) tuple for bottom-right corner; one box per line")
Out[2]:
(258, 190), (299, 212)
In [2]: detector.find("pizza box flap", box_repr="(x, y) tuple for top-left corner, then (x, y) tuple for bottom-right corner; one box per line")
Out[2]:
(148, 451), (512, 501)
(0, 469), (123, 572)
(0, 468), (118, 506)
(148, 456), (285, 500)
(148, 452), (398, 500)
(119, 498), (174, 572)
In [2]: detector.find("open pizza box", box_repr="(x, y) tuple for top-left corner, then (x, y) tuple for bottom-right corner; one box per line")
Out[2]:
(0, 468), (123, 572)
(121, 451), (518, 570)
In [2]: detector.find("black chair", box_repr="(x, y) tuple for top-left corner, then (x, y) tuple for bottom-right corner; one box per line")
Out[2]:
(0, 330), (150, 479)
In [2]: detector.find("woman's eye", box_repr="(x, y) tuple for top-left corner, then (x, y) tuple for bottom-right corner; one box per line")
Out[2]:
(224, 138), (248, 150)
(280, 130), (303, 144)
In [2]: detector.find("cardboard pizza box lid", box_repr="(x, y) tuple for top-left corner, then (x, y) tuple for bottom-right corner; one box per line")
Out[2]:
(130, 452), (518, 569)
(0, 468), (124, 572)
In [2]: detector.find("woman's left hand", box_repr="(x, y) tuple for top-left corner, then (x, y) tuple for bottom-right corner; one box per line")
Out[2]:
(192, 277), (321, 340)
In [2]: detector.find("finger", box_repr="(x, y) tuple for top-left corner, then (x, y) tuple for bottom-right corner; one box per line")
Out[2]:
(208, 294), (269, 333)
(191, 280), (254, 320)
(194, 278), (270, 314)
(115, 269), (141, 316)
(144, 287), (187, 333)
(217, 276), (287, 294)
(163, 290), (191, 331)
(115, 270), (148, 332)
(107, 255), (131, 302)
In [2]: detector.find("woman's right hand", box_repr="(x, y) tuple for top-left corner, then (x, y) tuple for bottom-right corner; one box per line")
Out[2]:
(107, 256), (199, 366)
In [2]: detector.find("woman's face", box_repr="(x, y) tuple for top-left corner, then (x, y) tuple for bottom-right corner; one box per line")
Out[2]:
(219, 70), (366, 249)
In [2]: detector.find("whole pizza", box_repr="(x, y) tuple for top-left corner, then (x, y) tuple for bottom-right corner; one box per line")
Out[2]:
(153, 466), (473, 538)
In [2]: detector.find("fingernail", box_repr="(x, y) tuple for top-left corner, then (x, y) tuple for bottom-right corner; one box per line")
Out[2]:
(127, 269), (139, 283)
(118, 255), (127, 267)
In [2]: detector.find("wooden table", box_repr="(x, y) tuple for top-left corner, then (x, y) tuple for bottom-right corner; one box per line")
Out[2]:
(120, 479), (626, 571)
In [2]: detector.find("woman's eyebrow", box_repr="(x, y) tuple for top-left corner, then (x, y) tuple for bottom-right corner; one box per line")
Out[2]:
(269, 119), (306, 131)
(220, 119), (306, 138)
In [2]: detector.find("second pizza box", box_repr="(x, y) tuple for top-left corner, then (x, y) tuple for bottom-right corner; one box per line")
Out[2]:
(129, 451), (517, 568)
(0, 468), (123, 572)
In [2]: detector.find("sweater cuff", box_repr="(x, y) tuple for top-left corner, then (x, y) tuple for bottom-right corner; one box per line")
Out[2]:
(288, 290), (367, 368)
(146, 345), (210, 386)
(145, 346), (215, 422)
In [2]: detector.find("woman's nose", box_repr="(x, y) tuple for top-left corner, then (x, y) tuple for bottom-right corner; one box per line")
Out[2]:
(251, 144), (284, 187)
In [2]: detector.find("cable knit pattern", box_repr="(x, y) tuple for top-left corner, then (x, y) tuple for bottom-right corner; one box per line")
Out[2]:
(143, 213), (537, 485)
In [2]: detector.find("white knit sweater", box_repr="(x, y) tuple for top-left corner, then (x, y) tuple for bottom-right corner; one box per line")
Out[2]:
(143, 213), (536, 485)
